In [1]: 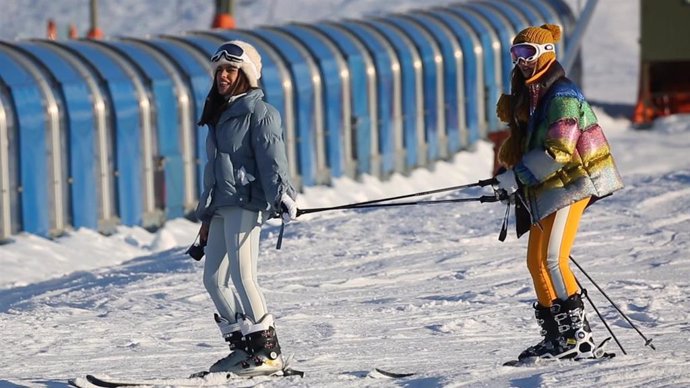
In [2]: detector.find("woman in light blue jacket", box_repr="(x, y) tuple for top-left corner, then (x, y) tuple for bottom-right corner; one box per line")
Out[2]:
(195, 40), (297, 377)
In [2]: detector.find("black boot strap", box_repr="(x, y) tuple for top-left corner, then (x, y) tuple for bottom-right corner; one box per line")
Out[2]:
(245, 329), (282, 359)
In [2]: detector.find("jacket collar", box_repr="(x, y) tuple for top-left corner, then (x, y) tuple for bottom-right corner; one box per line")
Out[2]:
(526, 60), (566, 115)
(528, 60), (566, 91)
(216, 88), (264, 125)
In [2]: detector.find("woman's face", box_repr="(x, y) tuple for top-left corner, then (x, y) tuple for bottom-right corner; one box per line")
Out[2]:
(517, 60), (537, 78)
(216, 64), (240, 96)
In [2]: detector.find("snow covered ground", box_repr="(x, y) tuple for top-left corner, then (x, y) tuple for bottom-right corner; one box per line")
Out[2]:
(4, 0), (690, 387)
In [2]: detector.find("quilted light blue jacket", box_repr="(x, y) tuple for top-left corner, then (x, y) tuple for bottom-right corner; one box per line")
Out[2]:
(195, 89), (296, 222)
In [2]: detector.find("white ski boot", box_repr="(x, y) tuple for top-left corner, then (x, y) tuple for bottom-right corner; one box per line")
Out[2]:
(210, 313), (284, 377)
(208, 314), (250, 372)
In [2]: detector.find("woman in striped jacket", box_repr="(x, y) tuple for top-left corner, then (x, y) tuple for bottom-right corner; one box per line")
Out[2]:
(493, 24), (624, 362)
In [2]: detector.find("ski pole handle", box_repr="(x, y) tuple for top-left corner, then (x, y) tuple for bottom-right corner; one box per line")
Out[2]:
(479, 194), (501, 203)
(478, 177), (498, 187)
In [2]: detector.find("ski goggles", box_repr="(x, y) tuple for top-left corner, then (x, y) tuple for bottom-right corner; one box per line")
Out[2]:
(211, 43), (246, 64)
(510, 42), (555, 64)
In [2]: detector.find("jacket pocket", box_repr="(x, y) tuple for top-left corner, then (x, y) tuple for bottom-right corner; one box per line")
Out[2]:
(215, 153), (238, 198)
(235, 163), (257, 202)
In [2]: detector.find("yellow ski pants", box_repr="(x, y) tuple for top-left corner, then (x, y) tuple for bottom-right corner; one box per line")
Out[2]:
(527, 197), (590, 307)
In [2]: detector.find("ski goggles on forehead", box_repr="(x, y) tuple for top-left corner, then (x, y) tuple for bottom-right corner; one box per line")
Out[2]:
(211, 43), (245, 63)
(510, 42), (555, 64)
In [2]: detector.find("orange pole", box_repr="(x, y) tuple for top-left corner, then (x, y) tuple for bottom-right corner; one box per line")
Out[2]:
(212, 13), (236, 29)
(86, 0), (104, 39)
(212, 0), (236, 29)
(632, 61), (655, 127)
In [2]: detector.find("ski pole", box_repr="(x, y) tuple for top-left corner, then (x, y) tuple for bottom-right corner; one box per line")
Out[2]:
(570, 255), (656, 350)
(276, 178), (498, 249)
(274, 195), (497, 250)
(298, 195), (500, 216)
(575, 281), (627, 355)
(296, 178), (497, 217)
(274, 195), (498, 249)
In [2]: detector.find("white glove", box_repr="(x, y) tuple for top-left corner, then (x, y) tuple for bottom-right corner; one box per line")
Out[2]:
(279, 193), (298, 223)
(494, 169), (518, 196)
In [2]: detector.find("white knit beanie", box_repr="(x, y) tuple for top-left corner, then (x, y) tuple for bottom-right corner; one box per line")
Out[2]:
(211, 40), (263, 88)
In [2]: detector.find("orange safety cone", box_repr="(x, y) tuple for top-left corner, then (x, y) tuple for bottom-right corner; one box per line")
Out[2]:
(212, 13), (236, 29)
(87, 27), (104, 39)
(68, 24), (78, 39)
(47, 19), (57, 40)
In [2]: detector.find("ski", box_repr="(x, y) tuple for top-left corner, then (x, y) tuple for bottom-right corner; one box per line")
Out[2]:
(503, 351), (615, 367)
(67, 378), (86, 388)
(189, 367), (305, 379)
(87, 374), (149, 387)
(503, 337), (616, 367)
(68, 368), (304, 388)
(70, 367), (409, 387)
(373, 368), (415, 378)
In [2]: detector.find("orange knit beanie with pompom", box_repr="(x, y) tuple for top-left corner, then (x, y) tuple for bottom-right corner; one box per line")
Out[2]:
(512, 24), (562, 80)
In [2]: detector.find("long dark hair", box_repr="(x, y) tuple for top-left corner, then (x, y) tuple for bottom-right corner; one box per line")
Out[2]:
(499, 68), (531, 167)
(197, 69), (252, 127)
(197, 81), (224, 127)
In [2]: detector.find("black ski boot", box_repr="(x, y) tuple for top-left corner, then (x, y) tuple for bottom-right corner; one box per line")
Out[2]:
(518, 302), (560, 360)
(518, 293), (597, 361)
(549, 293), (597, 360)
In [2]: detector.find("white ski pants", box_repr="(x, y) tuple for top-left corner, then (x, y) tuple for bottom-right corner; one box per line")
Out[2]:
(203, 207), (268, 324)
